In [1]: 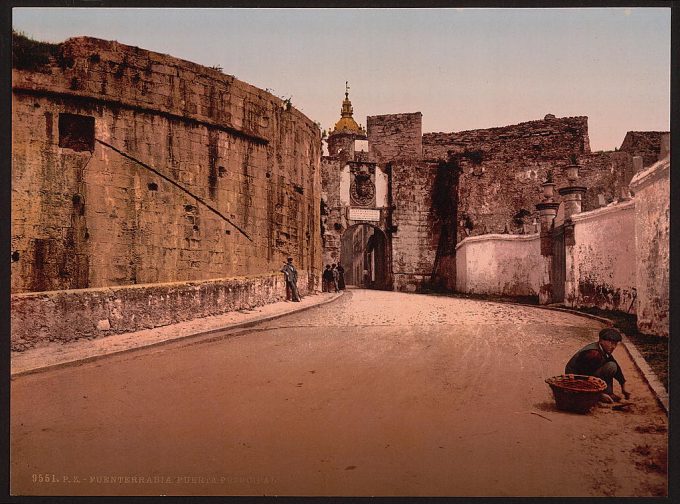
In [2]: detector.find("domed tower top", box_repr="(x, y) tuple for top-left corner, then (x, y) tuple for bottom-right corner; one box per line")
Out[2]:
(330, 82), (367, 137)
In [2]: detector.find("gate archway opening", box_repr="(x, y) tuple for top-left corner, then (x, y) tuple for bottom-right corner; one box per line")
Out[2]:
(340, 223), (389, 290)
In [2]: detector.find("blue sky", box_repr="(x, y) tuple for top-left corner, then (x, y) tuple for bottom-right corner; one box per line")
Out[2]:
(13, 7), (671, 151)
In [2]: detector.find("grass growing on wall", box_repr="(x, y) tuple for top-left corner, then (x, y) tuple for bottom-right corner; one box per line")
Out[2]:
(12, 30), (59, 72)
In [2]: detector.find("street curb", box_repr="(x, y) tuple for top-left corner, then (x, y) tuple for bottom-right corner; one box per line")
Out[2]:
(11, 291), (345, 378)
(515, 303), (668, 416)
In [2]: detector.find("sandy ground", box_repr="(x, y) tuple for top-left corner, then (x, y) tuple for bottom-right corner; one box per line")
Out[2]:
(10, 289), (667, 496)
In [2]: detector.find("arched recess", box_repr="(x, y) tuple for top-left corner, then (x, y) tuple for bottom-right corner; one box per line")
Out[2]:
(340, 223), (391, 290)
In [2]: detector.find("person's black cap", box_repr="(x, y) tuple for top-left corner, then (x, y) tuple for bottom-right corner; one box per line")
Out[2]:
(599, 327), (622, 342)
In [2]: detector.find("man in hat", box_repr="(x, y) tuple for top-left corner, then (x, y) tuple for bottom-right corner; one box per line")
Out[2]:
(565, 327), (631, 403)
(280, 257), (301, 302)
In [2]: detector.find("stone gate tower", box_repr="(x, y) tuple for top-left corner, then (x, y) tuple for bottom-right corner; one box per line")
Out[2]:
(321, 84), (393, 289)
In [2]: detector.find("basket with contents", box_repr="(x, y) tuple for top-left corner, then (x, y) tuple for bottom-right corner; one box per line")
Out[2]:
(545, 374), (607, 414)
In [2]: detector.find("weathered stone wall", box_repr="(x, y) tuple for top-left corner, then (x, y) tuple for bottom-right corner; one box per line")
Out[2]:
(568, 201), (637, 312)
(620, 131), (670, 168)
(630, 156), (670, 337)
(367, 112), (422, 163)
(421, 116), (648, 243)
(455, 234), (541, 297)
(11, 272), (312, 351)
(423, 115), (591, 161)
(12, 37), (322, 294)
(574, 151), (636, 210)
(424, 116), (590, 240)
(391, 161), (437, 291)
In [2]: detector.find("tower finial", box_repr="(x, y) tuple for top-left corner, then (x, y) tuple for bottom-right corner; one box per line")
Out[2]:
(345, 81), (350, 99)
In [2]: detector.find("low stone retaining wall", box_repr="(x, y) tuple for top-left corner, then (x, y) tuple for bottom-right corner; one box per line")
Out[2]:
(11, 272), (312, 351)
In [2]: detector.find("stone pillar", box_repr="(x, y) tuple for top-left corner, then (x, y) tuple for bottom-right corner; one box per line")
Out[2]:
(535, 179), (560, 304)
(558, 163), (587, 220)
(557, 162), (587, 307)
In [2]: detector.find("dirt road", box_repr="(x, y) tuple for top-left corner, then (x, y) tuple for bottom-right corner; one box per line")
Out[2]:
(10, 289), (667, 496)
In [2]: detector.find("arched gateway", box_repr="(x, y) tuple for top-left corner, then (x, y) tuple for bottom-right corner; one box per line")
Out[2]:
(340, 223), (390, 289)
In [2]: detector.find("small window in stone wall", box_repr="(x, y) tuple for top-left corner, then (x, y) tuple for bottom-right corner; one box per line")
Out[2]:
(58, 113), (94, 152)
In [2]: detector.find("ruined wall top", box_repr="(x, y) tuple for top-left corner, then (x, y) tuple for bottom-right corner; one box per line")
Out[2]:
(422, 115), (590, 162)
(12, 36), (321, 144)
(619, 131), (670, 168)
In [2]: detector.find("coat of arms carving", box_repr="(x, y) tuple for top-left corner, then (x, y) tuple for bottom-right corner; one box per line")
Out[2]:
(350, 172), (375, 206)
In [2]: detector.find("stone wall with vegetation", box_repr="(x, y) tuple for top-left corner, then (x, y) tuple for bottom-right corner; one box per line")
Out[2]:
(420, 115), (661, 243)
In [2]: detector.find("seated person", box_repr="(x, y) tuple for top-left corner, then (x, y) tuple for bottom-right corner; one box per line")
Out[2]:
(565, 327), (631, 403)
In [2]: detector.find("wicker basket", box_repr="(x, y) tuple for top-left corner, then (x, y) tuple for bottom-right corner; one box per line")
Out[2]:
(545, 374), (607, 414)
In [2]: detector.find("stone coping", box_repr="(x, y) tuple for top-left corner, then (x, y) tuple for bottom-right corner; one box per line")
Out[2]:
(570, 198), (635, 223)
(11, 272), (296, 299)
(629, 156), (670, 191)
(456, 232), (539, 250)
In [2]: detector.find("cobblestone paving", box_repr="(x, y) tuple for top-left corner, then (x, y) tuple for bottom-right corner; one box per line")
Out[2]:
(10, 289), (667, 496)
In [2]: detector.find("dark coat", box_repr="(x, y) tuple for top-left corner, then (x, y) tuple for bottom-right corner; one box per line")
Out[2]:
(565, 342), (626, 385)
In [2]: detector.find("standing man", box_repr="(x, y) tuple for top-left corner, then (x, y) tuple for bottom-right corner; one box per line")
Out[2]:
(322, 265), (334, 292)
(280, 257), (301, 302)
(565, 327), (631, 403)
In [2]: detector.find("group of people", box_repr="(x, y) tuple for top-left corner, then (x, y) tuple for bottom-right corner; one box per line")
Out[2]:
(280, 258), (347, 301)
(322, 263), (345, 293)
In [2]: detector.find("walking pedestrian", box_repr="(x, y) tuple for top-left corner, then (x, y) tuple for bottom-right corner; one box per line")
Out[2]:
(280, 257), (301, 302)
(336, 263), (346, 290)
(331, 264), (339, 292)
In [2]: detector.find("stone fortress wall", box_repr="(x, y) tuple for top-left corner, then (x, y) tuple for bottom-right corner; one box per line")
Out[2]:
(12, 36), (322, 293)
(11, 36), (323, 349)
